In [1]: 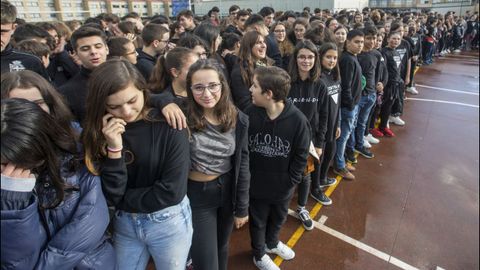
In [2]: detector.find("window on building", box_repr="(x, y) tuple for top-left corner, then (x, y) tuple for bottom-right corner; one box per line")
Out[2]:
(62, 3), (71, 7)
(50, 14), (57, 18)
(113, 4), (120, 8)
(26, 2), (39, 7)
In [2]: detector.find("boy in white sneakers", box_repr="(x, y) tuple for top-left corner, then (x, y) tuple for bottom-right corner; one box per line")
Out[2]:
(246, 66), (310, 270)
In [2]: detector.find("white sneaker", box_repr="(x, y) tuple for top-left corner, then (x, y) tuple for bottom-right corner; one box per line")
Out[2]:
(365, 134), (380, 144)
(363, 140), (372, 149)
(389, 116), (405, 126)
(454, 49), (461, 53)
(265, 241), (295, 260)
(253, 255), (280, 270)
(406, 87), (419, 95)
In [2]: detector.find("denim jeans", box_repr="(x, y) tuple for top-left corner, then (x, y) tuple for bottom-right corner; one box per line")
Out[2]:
(113, 196), (193, 270)
(348, 92), (377, 150)
(334, 105), (359, 169)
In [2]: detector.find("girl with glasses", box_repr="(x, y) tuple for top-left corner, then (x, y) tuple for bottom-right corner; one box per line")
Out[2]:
(185, 59), (250, 270)
(271, 21), (294, 70)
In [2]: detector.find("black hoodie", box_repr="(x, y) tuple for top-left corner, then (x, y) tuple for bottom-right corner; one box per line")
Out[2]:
(287, 79), (328, 148)
(1, 44), (50, 80)
(318, 70), (342, 144)
(245, 100), (310, 201)
(339, 50), (363, 110)
(59, 66), (92, 124)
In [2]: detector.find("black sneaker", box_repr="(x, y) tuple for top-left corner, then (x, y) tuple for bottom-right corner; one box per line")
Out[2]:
(354, 147), (374, 159)
(319, 177), (337, 188)
(310, 189), (332, 206)
(296, 208), (314, 230)
(345, 150), (358, 164)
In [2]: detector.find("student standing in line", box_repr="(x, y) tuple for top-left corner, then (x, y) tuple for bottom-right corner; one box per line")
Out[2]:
(82, 59), (192, 270)
(185, 60), (250, 270)
(350, 26), (380, 159)
(107, 36), (138, 64)
(247, 66), (310, 270)
(373, 31), (404, 138)
(333, 29), (364, 181)
(405, 21), (422, 95)
(333, 25), (348, 56)
(271, 21), (295, 70)
(310, 43), (342, 204)
(1, 98), (115, 269)
(287, 40), (332, 230)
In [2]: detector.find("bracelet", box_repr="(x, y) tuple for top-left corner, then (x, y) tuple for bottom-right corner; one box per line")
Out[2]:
(107, 146), (123, 153)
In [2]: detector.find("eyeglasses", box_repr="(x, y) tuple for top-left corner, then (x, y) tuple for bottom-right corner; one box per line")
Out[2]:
(297, 55), (316, 61)
(191, 82), (222, 95)
(125, 50), (138, 56)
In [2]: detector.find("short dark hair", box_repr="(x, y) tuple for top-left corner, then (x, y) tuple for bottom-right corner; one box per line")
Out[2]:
(229, 5), (240, 14)
(14, 39), (50, 59)
(346, 29), (364, 40)
(107, 36), (132, 57)
(177, 33), (207, 50)
(141, 23), (169, 46)
(254, 66), (291, 102)
(259, 7), (275, 17)
(314, 8), (321, 13)
(177, 9), (194, 21)
(211, 6), (220, 13)
(12, 24), (55, 50)
(244, 14), (264, 29)
(71, 26), (107, 51)
(1, 0), (16, 24)
(362, 26), (378, 37)
(236, 9), (250, 20)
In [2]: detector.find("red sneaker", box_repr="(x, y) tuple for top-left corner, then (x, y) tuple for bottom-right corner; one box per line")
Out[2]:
(370, 128), (384, 138)
(380, 127), (396, 137)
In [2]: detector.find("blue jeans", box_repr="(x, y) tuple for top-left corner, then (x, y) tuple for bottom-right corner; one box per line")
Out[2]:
(335, 105), (359, 169)
(348, 92), (377, 150)
(113, 196), (193, 270)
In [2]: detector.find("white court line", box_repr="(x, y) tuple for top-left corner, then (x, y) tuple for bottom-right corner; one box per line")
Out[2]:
(416, 84), (479, 95)
(287, 211), (431, 270)
(406, 98), (479, 108)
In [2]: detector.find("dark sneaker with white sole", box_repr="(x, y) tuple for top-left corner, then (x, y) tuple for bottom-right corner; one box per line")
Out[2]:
(310, 189), (332, 206)
(354, 147), (374, 159)
(319, 177), (337, 188)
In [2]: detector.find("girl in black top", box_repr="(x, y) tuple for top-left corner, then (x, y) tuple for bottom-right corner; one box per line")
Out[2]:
(185, 59), (250, 270)
(82, 59), (192, 270)
(311, 43), (342, 203)
(287, 40), (330, 230)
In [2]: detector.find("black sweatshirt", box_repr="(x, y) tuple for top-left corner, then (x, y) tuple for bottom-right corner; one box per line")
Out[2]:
(287, 79), (328, 148)
(339, 50), (363, 110)
(59, 66), (92, 124)
(374, 49), (389, 87)
(100, 109), (190, 213)
(1, 44), (50, 80)
(396, 39), (412, 80)
(381, 47), (403, 87)
(47, 50), (80, 87)
(318, 70), (342, 143)
(230, 60), (253, 111)
(135, 49), (157, 81)
(357, 50), (379, 94)
(245, 100), (310, 201)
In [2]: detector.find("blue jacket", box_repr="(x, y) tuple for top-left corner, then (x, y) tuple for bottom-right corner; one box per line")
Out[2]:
(1, 165), (116, 270)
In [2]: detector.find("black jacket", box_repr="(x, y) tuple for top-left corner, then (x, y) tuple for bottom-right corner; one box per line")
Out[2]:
(47, 50), (80, 87)
(373, 49), (388, 87)
(318, 70), (342, 143)
(396, 39), (412, 80)
(224, 25), (244, 36)
(265, 34), (283, 68)
(287, 79), (328, 148)
(358, 50), (379, 94)
(1, 44), (50, 80)
(59, 66), (92, 124)
(230, 111), (251, 217)
(245, 100), (310, 201)
(135, 49), (157, 81)
(100, 109), (190, 213)
(230, 60), (253, 111)
(339, 51), (363, 110)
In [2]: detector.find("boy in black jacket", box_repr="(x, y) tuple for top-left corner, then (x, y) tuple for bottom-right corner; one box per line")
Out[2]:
(246, 66), (310, 270)
(333, 29), (364, 180)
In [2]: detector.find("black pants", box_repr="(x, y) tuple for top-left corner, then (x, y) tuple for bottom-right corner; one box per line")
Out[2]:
(407, 59), (417, 88)
(297, 172), (311, 207)
(380, 84), (400, 129)
(391, 83), (405, 116)
(187, 173), (234, 270)
(366, 102), (377, 135)
(312, 140), (336, 191)
(249, 197), (290, 261)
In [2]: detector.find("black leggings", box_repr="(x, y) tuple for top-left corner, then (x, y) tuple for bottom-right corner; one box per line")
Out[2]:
(380, 84), (400, 129)
(187, 173), (234, 270)
(312, 140), (336, 190)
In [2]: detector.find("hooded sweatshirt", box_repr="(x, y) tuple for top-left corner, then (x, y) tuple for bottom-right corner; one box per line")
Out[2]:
(245, 100), (310, 201)
(318, 69), (342, 143)
(287, 79), (328, 148)
(339, 50), (363, 110)
(1, 44), (50, 80)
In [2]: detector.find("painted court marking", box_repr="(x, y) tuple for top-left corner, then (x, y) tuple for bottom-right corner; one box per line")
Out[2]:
(406, 97), (479, 108)
(416, 84), (479, 95)
(286, 213), (448, 270)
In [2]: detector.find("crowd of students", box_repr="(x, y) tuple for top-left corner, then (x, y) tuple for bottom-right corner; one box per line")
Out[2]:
(1, 0), (478, 269)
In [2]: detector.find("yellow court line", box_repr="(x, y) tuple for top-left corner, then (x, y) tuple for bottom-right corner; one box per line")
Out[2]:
(274, 170), (348, 266)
